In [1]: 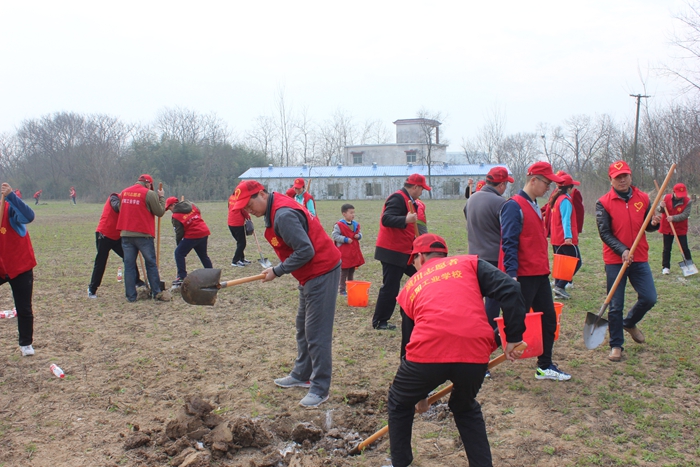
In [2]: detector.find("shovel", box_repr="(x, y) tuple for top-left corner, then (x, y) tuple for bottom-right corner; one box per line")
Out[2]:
(653, 180), (698, 276)
(584, 163), (676, 349)
(181, 268), (266, 306)
(349, 342), (527, 455)
(251, 230), (273, 268)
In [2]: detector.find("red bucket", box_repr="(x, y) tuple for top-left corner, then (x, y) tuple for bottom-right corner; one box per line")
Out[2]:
(552, 254), (578, 282)
(346, 281), (371, 307)
(494, 311), (543, 359)
(553, 302), (563, 341)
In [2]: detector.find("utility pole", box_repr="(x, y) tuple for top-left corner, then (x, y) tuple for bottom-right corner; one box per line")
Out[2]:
(630, 94), (650, 183)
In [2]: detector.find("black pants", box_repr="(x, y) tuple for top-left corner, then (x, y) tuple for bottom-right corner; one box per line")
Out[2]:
(229, 225), (247, 264)
(372, 262), (416, 328)
(88, 232), (141, 294)
(662, 234), (692, 269)
(552, 244), (582, 289)
(0, 269), (34, 346)
(517, 275), (556, 370)
(339, 267), (355, 293)
(388, 359), (491, 467)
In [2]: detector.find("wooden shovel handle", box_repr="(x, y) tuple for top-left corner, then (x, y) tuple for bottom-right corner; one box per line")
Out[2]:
(156, 182), (163, 268)
(408, 200), (419, 237)
(654, 180), (687, 258)
(219, 273), (267, 289)
(599, 164), (676, 312)
(352, 342), (527, 454)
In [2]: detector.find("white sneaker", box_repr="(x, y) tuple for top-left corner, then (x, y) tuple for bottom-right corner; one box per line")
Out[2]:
(20, 345), (35, 356)
(87, 287), (97, 299)
(662, 268), (670, 275)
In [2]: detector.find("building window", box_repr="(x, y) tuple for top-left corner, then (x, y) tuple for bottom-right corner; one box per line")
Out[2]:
(352, 152), (363, 165)
(444, 180), (460, 196)
(365, 183), (382, 197)
(327, 183), (343, 199)
(405, 150), (417, 163)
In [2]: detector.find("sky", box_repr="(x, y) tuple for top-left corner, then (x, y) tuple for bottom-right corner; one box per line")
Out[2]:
(0, 0), (691, 152)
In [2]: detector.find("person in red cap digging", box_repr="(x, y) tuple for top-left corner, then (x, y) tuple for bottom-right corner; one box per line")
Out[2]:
(232, 180), (341, 408)
(387, 233), (527, 467)
(292, 178), (317, 217)
(372, 173), (429, 345)
(228, 189), (252, 268)
(596, 160), (659, 362)
(165, 197), (213, 287)
(656, 182), (693, 275)
(500, 161), (572, 381)
(117, 174), (170, 302)
(69, 186), (77, 204)
(33, 190), (42, 205)
(546, 172), (583, 300)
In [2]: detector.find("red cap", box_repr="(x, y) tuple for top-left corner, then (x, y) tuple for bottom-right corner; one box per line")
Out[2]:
(231, 180), (266, 210)
(556, 172), (580, 187)
(673, 183), (687, 198)
(408, 233), (448, 264)
(293, 178), (305, 189)
(406, 173), (431, 191)
(285, 187), (296, 197)
(165, 196), (178, 210)
(138, 174), (154, 186)
(527, 162), (563, 183)
(486, 167), (514, 184)
(475, 180), (486, 191)
(608, 160), (632, 178)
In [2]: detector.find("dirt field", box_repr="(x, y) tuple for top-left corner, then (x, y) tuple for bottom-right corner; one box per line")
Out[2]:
(1, 198), (699, 467)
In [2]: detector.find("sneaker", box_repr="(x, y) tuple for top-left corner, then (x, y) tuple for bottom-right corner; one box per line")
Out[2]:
(535, 364), (571, 381)
(609, 347), (622, 362)
(339, 290), (347, 296)
(484, 370), (491, 378)
(274, 375), (311, 388)
(375, 322), (397, 331)
(299, 392), (329, 408)
(662, 268), (670, 275)
(87, 287), (97, 299)
(565, 282), (574, 290)
(624, 326), (645, 343)
(154, 290), (172, 302)
(241, 259), (252, 264)
(172, 278), (183, 287)
(20, 345), (35, 357)
(553, 286), (570, 300)
(231, 261), (245, 267)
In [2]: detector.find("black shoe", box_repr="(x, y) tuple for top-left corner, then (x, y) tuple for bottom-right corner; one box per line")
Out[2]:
(376, 322), (397, 330)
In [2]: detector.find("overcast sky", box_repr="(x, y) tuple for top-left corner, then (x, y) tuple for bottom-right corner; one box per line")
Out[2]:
(0, 0), (690, 152)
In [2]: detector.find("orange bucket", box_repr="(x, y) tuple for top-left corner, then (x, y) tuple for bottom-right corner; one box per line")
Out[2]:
(494, 311), (543, 359)
(346, 281), (371, 307)
(553, 302), (563, 341)
(552, 254), (578, 282)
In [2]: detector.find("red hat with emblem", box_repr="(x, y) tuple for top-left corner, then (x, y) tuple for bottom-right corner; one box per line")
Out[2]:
(231, 180), (266, 210)
(673, 183), (687, 198)
(293, 178), (305, 189)
(608, 160), (632, 178)
(406, 173), (431, 191)
(408, 233), (448, 264)
(527, 161), (564, 183)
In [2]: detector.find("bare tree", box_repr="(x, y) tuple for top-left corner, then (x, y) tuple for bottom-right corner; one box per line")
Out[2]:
(295, 107), (315, 165)
(476, 105), (506, 163)
(416, 108), (447, 198)
(317, 109), (356, 166)
(663, 0), (700, 95)
(359, 119), (391, 144)
(495, 133), (540, 189)
(245, 116), (277, 161)
(274, 87), (297, 166)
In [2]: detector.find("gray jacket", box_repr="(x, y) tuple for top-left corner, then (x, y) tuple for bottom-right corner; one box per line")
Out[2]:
(466, 184), (507, 262)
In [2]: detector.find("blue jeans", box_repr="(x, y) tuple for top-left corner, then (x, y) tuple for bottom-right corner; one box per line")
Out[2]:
(175, 237), (213, 280)
(605, 262), (657, 349)
(122, 237), (162, 301)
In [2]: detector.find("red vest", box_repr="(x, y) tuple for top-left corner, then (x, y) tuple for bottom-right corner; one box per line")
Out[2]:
(504, 194), (550, 276)
(550, 194), (578, 246)
(598, 186), (650, 264)
(172, 205), (211, 239)
(96, 195), (121, 241)
(228, 194), (248, 226)
(397, 255), (497, 363)
(265, 194), (340, 285)
(336, 220), (365, 269)
(117, 183), (155, 237)
(659, 194), (689, 235)
(572, 188), (584, 234)
(375, 190), (415, 256)
(0, 201), (37, 279)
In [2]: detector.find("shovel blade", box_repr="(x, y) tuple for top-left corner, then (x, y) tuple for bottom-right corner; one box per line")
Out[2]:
(181, 268), (223, 306)
(583, 312), (608, 349)
(679, 260), (698, 276)
(258, 258), (273, 268)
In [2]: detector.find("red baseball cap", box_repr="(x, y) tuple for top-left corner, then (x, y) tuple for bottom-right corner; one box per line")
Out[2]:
(406, 173), (431, 191)
(475, 180), (486, 191)
(673, 183), (687, 198)
(165, 196), (178, 210)
(608, 160), (632, 178)
(293, 178), (305, 189)
(486, 166), (514, 184)
(231, 180), (266, 210)
(408, 233), (448, 264)
(138, 174), (154, 186)
(555, 172), (580, 187)
(527, 162), (564, 183)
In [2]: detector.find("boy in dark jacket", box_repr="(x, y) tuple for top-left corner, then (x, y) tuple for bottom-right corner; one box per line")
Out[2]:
(166, 197), (213, 286)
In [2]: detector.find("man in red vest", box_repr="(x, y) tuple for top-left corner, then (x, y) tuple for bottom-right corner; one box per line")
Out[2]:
(656, 182), (693, 275)
(596, 160), (659, 362)
(117, 174), (170, 302)
(88, 193), (145, 298)
(372, 173), (429, 340)
(387, 234), (526, 467)
(232, 180), (341, 408)
(501, 161), (571, 381)
(0, 182), (37, 356)
(166, 197), (213, 286)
